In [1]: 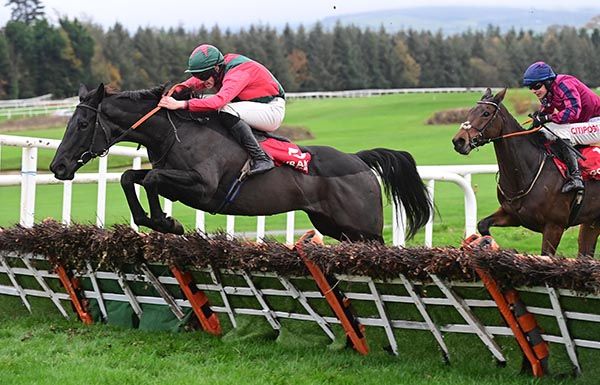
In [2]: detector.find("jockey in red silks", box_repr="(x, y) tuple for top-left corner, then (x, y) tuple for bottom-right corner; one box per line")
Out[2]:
(523, 61), (600, 193)
(159, 44), (286, 176)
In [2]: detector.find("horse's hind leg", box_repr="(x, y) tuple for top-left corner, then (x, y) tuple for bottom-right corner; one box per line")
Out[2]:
(306, 212), (343, 241)
(578, 223), (600, 258)
(306, 211), (383, 243)
(477, 207), (521, 236)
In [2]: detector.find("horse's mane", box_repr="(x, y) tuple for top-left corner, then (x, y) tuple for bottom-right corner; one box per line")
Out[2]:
(493, 97), (547, 150)
(109, 85), (166, 101)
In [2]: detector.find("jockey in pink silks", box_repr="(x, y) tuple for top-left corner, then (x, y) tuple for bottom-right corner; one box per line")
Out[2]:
(523, 61), (600, 193)
(159, 44), (286, 176)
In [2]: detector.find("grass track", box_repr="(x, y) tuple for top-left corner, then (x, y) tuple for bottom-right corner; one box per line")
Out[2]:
(1, 295), (598, 385)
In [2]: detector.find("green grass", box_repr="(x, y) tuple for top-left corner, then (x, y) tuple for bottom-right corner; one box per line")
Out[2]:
(1, 284), (598, 385)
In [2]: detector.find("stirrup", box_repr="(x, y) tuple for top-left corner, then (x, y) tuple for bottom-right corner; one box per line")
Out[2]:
(561, 177), (584, 194)
(248, 158), (274, 176)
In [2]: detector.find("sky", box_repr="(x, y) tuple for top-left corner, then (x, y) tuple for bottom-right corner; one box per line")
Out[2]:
(1, 0), (598, 31)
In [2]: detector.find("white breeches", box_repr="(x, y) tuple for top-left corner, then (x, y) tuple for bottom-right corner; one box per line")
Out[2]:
(220, 97), (286, 132)
(541, 116), (600, 145)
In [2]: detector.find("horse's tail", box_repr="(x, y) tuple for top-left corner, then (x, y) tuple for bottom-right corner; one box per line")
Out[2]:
(356, 148), (432, 240)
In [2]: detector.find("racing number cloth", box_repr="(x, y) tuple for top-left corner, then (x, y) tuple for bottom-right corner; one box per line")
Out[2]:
(260, 138), (311, 174)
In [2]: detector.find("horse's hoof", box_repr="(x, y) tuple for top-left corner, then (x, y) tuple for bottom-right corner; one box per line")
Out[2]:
(165, 217), (185, 235)
(133, 216), (151, 228)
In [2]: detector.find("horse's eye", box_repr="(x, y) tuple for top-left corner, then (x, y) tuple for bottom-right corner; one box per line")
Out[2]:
(483, 111), (491, 117)
(79, 121), (88, 130)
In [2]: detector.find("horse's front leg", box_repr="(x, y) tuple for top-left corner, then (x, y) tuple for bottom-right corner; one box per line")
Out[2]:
(541, 224), (565, 256)
(578, 223), (600, 258)
(477, 207), (521, 236)
(141, 169), (202, 235)
(120, 169), (153, 227)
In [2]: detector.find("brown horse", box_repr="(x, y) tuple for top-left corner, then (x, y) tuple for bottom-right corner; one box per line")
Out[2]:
(452, 88), (600, 257)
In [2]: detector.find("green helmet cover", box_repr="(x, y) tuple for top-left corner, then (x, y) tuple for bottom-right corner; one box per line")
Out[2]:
(185, 44), (224, 73)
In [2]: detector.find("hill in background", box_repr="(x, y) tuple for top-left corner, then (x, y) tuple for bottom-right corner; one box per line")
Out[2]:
(321, 6), (600, 34)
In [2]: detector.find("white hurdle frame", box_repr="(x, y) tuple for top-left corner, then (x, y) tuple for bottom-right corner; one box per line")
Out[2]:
(0, 250), (598, 373)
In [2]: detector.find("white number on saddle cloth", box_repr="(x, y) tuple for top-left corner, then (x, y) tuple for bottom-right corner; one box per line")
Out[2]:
(288, 147), (308, 160)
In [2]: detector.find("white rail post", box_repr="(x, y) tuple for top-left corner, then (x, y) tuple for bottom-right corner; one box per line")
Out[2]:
(464, 173), (473, 234)
(195, 210), (205, 232)
(226, 215), (235, 238)
(392, 202), (406, 247)
(62, 180), (72, 225)
(425, 180), (435, 247)
(20, 147), (37, 227)
(96, 156), (108, 227)
(256, 216), (266, 242)
(163, 198), (173, 217)
(286, 211), (295, 245)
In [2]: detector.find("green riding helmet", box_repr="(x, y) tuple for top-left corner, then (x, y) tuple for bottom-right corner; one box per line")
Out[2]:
(185, 44), (224, 73)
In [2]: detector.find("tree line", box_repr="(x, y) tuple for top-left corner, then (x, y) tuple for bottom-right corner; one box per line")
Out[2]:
(1, 15), (600, 98)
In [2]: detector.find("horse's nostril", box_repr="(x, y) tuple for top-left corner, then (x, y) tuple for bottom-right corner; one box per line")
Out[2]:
(51, 163), (66, 176)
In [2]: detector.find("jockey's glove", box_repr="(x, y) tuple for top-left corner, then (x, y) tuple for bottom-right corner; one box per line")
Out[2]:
(531, 112), (551, 128)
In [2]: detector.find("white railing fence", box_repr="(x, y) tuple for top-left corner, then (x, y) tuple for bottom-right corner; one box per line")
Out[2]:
(0, 88), (492, 119)
(0, 134), (497, 246)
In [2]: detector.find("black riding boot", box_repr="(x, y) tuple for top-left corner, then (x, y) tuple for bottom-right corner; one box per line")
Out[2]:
(219, 112), (274, 176)
(557, 140), (584, 193)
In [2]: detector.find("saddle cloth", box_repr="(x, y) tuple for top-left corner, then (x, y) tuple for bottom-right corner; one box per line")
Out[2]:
(551, 145), (600, 181)
(259, 138), (312, 174)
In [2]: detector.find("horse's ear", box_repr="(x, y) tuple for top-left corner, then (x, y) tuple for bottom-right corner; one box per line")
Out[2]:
(78, 84), (88, 101)
(96, 83), (105, 99)
(493, 88), (507, 103)
(89, 83), (105, 105)
(481, 88), (493, 100)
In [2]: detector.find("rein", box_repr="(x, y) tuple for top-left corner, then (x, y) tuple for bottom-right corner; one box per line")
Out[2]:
(461, 100), (541, 147)
(76, 84), (181, 165)
(462, 99), (546, 202)
(497, 153), (547, 203)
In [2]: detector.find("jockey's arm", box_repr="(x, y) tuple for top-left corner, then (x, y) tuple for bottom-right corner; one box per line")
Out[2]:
(552, 84), (582, 124)
(186, 71), (251, 112)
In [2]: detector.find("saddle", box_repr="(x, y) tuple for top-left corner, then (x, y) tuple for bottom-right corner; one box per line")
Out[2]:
(251, 129), (312, 174)
(548, 143), (600, 181)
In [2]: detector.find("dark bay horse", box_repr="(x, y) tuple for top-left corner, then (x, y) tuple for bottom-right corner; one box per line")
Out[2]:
(50, 84), (432, 242)
(452, 88), (600, 256)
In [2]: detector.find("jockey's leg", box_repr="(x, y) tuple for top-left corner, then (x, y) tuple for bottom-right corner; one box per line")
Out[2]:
(556, 139), (584, 193)
(543, 123), (584, 193)
(218, 111), (274, 176)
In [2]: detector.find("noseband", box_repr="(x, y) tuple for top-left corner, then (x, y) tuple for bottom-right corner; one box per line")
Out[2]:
(76, 103), (111, 164)
(459, 100), (501, 148)
(75, 99), (181, 167)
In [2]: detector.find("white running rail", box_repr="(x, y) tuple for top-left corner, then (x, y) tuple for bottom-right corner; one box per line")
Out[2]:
(0, 134), (497, 245)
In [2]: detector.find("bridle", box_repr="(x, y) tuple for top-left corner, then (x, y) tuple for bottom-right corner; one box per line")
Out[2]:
(460, 100), (541, 149)
(75, 103), (113, 164)
(459, 100), (502, 148)
(75, 84), (182, 166)
(459, 99), (547, 202)
(75, 101), (180, 167)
